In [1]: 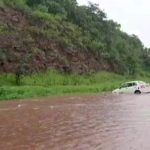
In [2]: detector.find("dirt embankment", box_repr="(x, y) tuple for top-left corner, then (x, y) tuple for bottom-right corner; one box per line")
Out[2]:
(0, 7), (114, 74)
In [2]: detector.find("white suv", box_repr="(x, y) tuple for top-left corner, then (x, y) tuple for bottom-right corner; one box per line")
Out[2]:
(112, 81), (150, 94)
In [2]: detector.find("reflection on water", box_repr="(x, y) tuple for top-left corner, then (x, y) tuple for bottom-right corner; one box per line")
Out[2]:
(0, 94), (150, 150)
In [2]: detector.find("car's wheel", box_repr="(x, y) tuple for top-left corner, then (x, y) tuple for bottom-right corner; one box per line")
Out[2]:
(134, 90), (141, 94)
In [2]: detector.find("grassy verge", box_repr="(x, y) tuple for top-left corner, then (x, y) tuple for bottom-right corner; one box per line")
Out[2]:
(0, 84), (115, 100)
(0, 70), (150, 100)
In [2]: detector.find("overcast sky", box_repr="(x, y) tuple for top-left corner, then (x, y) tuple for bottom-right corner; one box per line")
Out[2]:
(77, 0), (150, 47)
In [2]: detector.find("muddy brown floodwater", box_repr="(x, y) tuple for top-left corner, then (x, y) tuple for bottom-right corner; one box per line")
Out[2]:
(0, 94), (150, 150)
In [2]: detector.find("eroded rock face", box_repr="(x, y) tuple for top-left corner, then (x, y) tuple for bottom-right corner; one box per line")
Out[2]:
(0, 7), (113, 74)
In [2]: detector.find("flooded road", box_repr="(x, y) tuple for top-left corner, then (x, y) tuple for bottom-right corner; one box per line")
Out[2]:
(0, 94), (150, 150)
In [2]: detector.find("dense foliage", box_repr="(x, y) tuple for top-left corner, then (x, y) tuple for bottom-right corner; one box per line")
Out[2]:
(0, 0), (150, 75)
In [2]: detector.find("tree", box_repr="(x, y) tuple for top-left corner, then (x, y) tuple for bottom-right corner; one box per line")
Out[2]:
(47, 1), (66, 15)
(15, 56), (31, 85)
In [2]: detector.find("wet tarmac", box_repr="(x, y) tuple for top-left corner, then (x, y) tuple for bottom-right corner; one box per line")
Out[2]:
(0, 94), (150, 150)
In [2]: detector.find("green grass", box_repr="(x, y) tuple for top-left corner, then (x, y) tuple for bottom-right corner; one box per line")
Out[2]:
(0, 70), (127, 86)
(0, 0), (4, 7)
(0, 70), (150, 100)
(0, 84), (115, 100)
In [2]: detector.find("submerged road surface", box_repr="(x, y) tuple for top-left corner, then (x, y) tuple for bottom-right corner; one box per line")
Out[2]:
(0, 94), (150, 150)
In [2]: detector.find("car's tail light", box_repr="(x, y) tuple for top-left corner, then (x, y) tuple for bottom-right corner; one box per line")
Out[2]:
(140, 85), (146, 88)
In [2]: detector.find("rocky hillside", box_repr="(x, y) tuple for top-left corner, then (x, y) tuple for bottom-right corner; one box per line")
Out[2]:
(0, 0), (149, 75)
(0, 7), (114, 74)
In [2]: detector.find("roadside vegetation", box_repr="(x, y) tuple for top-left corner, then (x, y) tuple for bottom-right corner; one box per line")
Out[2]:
(0, 70), (150, 100)
(0, 0), (150, 100)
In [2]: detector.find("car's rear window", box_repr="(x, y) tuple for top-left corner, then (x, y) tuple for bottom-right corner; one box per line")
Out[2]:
(127, 82), (137, 87)
(132, 82), (137, 86)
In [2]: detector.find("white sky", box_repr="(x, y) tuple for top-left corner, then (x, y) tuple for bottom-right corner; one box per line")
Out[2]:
(77, 0), (150, 47)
